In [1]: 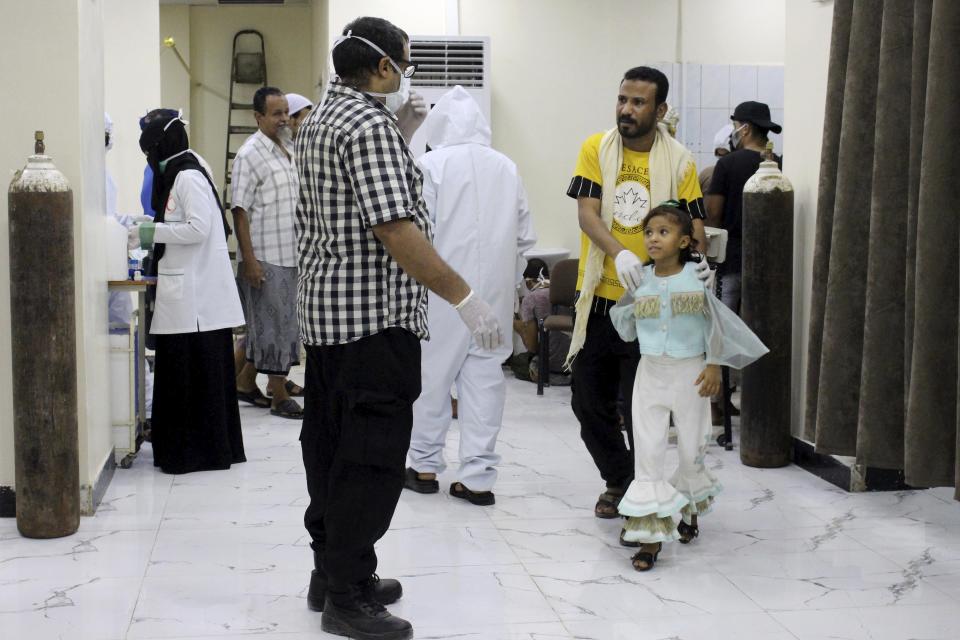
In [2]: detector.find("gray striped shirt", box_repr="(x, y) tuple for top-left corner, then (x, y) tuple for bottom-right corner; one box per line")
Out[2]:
(231, 129), (300, 267)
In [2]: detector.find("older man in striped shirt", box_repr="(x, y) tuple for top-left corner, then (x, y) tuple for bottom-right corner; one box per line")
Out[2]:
(232, 86), (303, 419)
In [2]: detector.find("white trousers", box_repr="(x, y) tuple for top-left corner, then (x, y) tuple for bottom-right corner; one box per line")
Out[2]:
(408, 333), (506, 492)
(619, 355), (721, 542)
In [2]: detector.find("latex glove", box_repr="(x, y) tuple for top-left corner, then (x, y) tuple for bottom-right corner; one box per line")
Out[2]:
(694, 255), (716, 289)
(397, 90), (428, 143)
(614, 250), (644, 293)
(127, 224), (142, 250)
(454, 290), (503, 351)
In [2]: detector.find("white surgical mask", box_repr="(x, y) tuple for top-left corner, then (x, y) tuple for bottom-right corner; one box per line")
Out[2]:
(730, 123), (747, 150)
(381, 76), (411, 113)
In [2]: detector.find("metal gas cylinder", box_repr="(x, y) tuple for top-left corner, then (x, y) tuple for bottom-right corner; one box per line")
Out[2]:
(740, 142), (794, 468)
(8, 131), (79, 538)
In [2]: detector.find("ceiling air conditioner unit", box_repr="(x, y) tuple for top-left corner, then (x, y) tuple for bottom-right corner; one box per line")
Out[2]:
(408, 36), (491, 157)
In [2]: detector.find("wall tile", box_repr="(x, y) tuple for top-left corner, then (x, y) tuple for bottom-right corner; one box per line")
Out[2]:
(700, 108), (731, 153)
(683, 63), (702, 109)
(701, 64), (729, 108)
(730, 65), (758, 106)
(681, 108), (701, 152)
(758, 65), (785, 109)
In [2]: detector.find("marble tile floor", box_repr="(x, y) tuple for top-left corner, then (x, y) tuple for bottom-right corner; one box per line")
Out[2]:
(2, 374), (960, 640)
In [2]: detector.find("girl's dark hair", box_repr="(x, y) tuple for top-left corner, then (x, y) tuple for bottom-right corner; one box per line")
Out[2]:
(641, 204), (701, 265)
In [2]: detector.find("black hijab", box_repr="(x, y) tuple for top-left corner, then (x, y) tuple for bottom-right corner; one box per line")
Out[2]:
(138, 114), (230, 276)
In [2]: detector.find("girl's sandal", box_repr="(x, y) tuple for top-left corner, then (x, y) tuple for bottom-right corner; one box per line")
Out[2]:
(631, 542), (662, 572)
(677, 520), (699, 544)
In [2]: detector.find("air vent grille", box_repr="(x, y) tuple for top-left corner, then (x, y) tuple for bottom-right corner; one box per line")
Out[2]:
(410, 39), (486, 88)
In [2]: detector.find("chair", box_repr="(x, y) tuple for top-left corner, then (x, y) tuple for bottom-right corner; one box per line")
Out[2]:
(537, 258), (578, 395)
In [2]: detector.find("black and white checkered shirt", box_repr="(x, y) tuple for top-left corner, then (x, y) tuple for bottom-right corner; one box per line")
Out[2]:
(294, 82), (432, 346)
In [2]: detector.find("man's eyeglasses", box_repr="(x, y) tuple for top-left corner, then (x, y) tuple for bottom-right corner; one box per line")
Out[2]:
(396, 59), (417, 78)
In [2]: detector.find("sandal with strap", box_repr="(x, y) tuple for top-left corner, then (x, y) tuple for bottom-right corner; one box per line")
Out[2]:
(266, 380), (305, 397)
(631, 542), (662, 572)
(237, 386), (271, 408)
(677, 520), (699, 544)
(270, 398), (304, 420)
(595, 487), (625, 519)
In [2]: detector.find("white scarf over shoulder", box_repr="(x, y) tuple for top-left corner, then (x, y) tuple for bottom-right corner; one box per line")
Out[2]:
(565, 123), (695, 368)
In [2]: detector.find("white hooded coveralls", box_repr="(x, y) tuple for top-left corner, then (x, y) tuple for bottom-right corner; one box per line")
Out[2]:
(407, 86), (537, 491)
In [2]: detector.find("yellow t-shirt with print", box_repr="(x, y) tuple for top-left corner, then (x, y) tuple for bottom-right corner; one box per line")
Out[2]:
(572, 132), (703, 300)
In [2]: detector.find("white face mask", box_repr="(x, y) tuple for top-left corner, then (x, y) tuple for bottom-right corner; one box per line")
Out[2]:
(382, 76), (411, 113)
(730, 123), (747, 150)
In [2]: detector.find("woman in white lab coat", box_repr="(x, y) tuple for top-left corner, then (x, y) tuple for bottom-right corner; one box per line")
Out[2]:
(130, 113), (246, 474)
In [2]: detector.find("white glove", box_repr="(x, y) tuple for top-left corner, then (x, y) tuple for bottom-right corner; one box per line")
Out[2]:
(454, 290), (503, 351)
(694, 255), (716, 289)
(127, 224), (141, 251)
(614, 250), (644, 293)
(397, 90), (428, 142)
(131, 215), (154, 224)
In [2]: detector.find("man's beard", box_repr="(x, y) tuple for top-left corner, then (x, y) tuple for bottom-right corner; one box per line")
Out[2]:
(277, 125), (293, 145)
(617, 116), (656, 139)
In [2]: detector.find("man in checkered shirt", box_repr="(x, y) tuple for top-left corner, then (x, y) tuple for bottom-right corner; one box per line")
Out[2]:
(231, 86), (303, 419)
(294, 16), (501, 640)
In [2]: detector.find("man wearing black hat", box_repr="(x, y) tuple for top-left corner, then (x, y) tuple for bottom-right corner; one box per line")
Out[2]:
(705, 100), (782, 312)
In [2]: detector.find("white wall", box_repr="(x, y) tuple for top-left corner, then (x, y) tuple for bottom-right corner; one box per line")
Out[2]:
(783, 0), (834, 436)
(325, 0), (785, 253)
(187, 4), (315, 199)
(312, 0), (330, 104)
(680, 0), (786, 64)
(76, 0), (114, 507)
(160, 5), (192, 122)
(328, 0), (449, 39)
(0, 0), (115, 504)
(104, 0), (162, 216)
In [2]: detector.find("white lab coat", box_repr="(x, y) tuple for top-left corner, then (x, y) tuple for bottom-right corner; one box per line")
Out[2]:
(150, 169), (244, 335)
(408, 86), (537, 491)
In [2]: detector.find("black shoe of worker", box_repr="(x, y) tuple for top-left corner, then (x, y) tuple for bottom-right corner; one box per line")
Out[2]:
(404, 466), (440, 494)
(321, 583), (413, 640)
(308, 571), (402, 612)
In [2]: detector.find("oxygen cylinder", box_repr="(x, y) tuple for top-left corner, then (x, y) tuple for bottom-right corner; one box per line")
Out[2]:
(8, 131), (79, 538)
(739, 143), (794, 468)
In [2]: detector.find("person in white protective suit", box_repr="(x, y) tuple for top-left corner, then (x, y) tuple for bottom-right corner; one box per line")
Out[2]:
(404, 86), (537, 505)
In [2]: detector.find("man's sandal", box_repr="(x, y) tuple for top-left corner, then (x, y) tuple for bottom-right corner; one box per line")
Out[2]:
(266, 380), (305, 397)
(677, 520), (699, 544)
(631, 542), (662, 572)
(270, 398), (304, 420)
(237, 387), (271, 408)
(594, 488), (625, 519)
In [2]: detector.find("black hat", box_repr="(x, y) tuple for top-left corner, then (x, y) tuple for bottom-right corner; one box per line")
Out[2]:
(731, 101), (782, 134)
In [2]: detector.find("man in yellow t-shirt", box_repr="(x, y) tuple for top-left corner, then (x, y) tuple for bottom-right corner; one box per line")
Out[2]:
(565, 65), (708, 523)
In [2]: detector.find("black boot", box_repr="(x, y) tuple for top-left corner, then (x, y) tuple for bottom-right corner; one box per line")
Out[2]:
(321, 582), (413, 640)
(309, 570), (403, 612)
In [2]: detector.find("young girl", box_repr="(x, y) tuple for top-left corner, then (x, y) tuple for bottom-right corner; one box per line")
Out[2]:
(610, 203), (766, 571)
